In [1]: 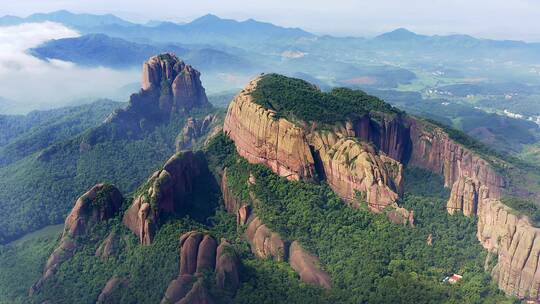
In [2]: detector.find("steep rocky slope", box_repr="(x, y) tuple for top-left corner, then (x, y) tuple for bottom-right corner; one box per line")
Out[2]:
(17, 69), (539, 302)
(223, 74), (540, 299)
(0, 53), (220, 244)
(407, 121), (539, 299)
(221, 168), (332, 289)
(161, 231), (240, 304)
(123, 151), (209, 245)
(30, 184), (123, 295)
(224, 77), (403, 211)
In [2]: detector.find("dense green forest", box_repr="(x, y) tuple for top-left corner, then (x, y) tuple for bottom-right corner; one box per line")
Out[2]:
(207, 134), (515, 303)
(250, 73), (402, 123)
(0, 99), (124, 166)
(0, 225), (62, 304)
(0, 133), (517, 303)
(0, 107), (219, 244)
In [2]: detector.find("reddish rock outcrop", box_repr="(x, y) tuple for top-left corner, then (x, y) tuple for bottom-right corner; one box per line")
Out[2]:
(95, 231), (120, 261)
(221, 168), (251, 226)
(221, 174), (331, 289)
(223, 78), (316, 181)
(30, 184), (123, 295)
(477, 198), (540, 300)
(123, 152), (207, 245)
(161, 232), (240, 304)
(223, 76), (403, 210)
(387, 207), (415, 227)
(224, 74), (539, 298)
(215, 240), (240, 292)
(289, 241), (332, 290)
(408, 119), (505, 194)
(142, 53), (210, 112)
(245, 217), (287, 261)
(352, 114), (411, 161)
(96, 276), (128, 303)
(309, 133), (403, 210)
(177, 115), (219, 151)
(407, 119), (540, 299)
(89, 53), (212, 148)
(446, 176), (480, 216)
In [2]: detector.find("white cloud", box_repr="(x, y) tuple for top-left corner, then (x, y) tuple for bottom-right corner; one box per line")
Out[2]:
(0, 22), (139, 114)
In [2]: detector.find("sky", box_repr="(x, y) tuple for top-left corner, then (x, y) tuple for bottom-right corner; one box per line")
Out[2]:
(1, 0), (540, 41)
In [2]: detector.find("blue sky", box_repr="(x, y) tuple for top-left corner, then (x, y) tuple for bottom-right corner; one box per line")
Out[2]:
(2, 0), (540, 41)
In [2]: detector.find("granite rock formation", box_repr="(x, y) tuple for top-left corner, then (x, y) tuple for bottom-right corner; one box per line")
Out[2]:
(223, 77), (403, 210)
(221, 169), (331, 289)
(142, 53), (210, 112)
(289, 241), (332, 290)
(95, 231), (120, 261)
(123, 151), (207, 245)
(224, 74), (540, 298)
(96, 276), (128, 303)
(82, 53), (211, 147)
(245, 216), (287, 261)
(177, 115), (219, 151)
(30, 184), (123, 295)
(221, 167), (251, 226)
(223, 80), (316, 181)
(477, 196), (540, 299)
(161, 231), (240, 304)
(406, 120), (540, 299)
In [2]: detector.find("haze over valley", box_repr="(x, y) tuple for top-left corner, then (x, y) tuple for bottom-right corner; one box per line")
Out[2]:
(1, 3), (540, 304)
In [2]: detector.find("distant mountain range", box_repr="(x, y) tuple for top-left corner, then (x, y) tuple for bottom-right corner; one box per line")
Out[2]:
(3, 10), (540, 106)
(30, 33), (256, 71)
(0, 11), (312, 48)
(3, 10), (539, 51)
(0, 9), (135, 28)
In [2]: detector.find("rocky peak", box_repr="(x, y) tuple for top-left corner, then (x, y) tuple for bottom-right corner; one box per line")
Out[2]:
(223, 76), (403, 210)
(30, 184), (123, 295)
(161, 231), (241, 304)
(142, 53), (210, 112)
(123, 151), (208, 245)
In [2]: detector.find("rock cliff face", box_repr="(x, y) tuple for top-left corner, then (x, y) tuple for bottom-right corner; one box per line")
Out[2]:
(85, 53), (211, 146)
(289, 241), (332, 290)
(309, 132), (403, 210)
(477, 197), (540, 300)
(223, 79), (316, 181)
(161, 231), (240, 304)
(221, 169), (332, 289)
(408, 120), (505, 195)
(177, 115), (219, 151)
(123, 152), (207, 245)
(30, 184), (123, 295)
(96, 276), (128, 303)
(405, 120), (540, 299)
(221, 168), (250, 226)
(224, 74), (540, 298)
(142, 53), (210, 112)
(223, 77), (403, 210)
(245, 216), (287, 261)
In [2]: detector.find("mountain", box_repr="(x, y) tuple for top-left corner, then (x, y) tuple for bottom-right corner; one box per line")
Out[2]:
(223, 74), (540, 299)
(30, 34), (171, 68)
(0, 54), (221, 244)
(0, 99), (124, 166)
(375, 28), (426, 41)
(4, 72), (538, 303)
(0, 11), (313, 49)
(0, 10), (135, 28)
(30, 33), (256, 71)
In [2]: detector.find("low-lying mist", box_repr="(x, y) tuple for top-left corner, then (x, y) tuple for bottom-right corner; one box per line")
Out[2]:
(0, 22), (140, 114)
